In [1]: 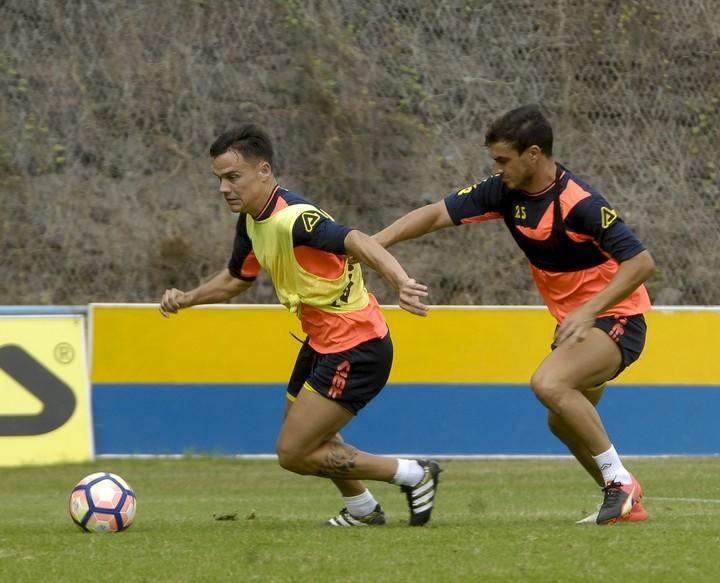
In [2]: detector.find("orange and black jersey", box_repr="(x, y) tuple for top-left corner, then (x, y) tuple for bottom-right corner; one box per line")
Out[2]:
(228, 186), (352, 282)
(443, 164), (651, 322)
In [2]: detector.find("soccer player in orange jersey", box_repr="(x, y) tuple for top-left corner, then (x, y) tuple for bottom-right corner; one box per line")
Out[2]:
(374, 105), (655, 525)
(160, 125), (441, 526)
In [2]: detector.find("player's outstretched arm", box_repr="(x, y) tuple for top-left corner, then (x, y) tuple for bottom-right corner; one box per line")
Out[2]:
(159, 268), (252, 318)
(374, 201), (453, 249)
(344, 230), (429, 317)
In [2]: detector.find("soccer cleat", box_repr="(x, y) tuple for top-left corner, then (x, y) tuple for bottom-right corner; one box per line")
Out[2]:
(326, 504), (386, 527)
(596, 474), (644, 525)
(621, 501), (649, 522)
(401, 459), (441, 526)
(576, 500), (648, 525)
(576, 506), (600, 525)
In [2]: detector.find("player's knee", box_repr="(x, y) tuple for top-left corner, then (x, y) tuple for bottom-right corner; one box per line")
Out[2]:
(531, 371), (575, 414)
(275, 440), (310, 474)
(530, 370), (559, 405)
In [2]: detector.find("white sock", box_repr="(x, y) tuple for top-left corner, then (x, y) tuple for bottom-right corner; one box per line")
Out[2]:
(592, 444), (632, 485)
(344, 489), (378, 518)
(391, 459), (424, 487)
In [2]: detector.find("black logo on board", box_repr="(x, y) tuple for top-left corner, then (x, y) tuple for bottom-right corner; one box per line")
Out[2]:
(0, 345), (77, 436)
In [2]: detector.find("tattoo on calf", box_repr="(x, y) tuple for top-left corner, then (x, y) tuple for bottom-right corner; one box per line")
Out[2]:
(318, 440), (358, 477)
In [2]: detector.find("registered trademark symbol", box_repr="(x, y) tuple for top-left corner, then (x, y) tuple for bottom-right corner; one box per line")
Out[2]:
(54, 342), (75, 364)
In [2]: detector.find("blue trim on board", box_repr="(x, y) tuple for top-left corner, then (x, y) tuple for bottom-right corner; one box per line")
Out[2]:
(0, 305), (88, 315)
(91, 383), (720, 456)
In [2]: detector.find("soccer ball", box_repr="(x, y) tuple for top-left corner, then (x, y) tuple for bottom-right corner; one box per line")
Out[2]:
(69, 472), (137, 532)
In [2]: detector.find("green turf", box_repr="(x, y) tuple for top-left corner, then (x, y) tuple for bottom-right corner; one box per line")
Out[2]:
(1, 457), (718, 582)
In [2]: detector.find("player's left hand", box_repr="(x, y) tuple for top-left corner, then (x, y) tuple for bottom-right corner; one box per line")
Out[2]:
(159, 288), (189, 318)
(554, 306), (596, 346)
(398, 278), (430, 317)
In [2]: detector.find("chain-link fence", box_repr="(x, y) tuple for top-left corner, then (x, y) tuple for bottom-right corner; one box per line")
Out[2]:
(2, 0), (718, 306)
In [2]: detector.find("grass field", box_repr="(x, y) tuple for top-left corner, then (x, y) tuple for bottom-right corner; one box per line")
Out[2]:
(1, 457), (719, 582)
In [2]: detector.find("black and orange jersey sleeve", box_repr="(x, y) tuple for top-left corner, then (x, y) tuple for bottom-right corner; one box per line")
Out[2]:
(291, 209), (353, 253)
(565, 195), (646, 262)
(443, 175), (506, 225)
(228, 214), (261, 281)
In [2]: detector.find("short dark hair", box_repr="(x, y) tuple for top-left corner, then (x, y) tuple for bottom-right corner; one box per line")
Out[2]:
(209, 124), (274, 166)
(484, 105), (553, 156)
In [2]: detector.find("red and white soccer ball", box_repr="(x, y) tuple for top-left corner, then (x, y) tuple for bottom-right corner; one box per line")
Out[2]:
(69, 472), (137, 532)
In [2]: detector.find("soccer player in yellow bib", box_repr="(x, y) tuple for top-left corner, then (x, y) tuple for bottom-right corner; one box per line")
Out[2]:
(160, 124), (441, 527)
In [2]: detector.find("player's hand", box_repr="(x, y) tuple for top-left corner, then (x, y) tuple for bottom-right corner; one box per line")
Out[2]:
(554, 306), (596, 346)
(398, 278), (429, 317)
(159, 288), (189, 318)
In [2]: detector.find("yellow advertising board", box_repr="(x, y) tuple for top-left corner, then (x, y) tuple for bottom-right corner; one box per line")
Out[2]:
(91, 303), (717, 385)
(0, 316), (93, 466)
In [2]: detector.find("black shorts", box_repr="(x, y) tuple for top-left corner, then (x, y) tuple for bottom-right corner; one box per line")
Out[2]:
(552, 314), (647, 377)
(286, 333), (393, 415)
(593, 314), (647, 375)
